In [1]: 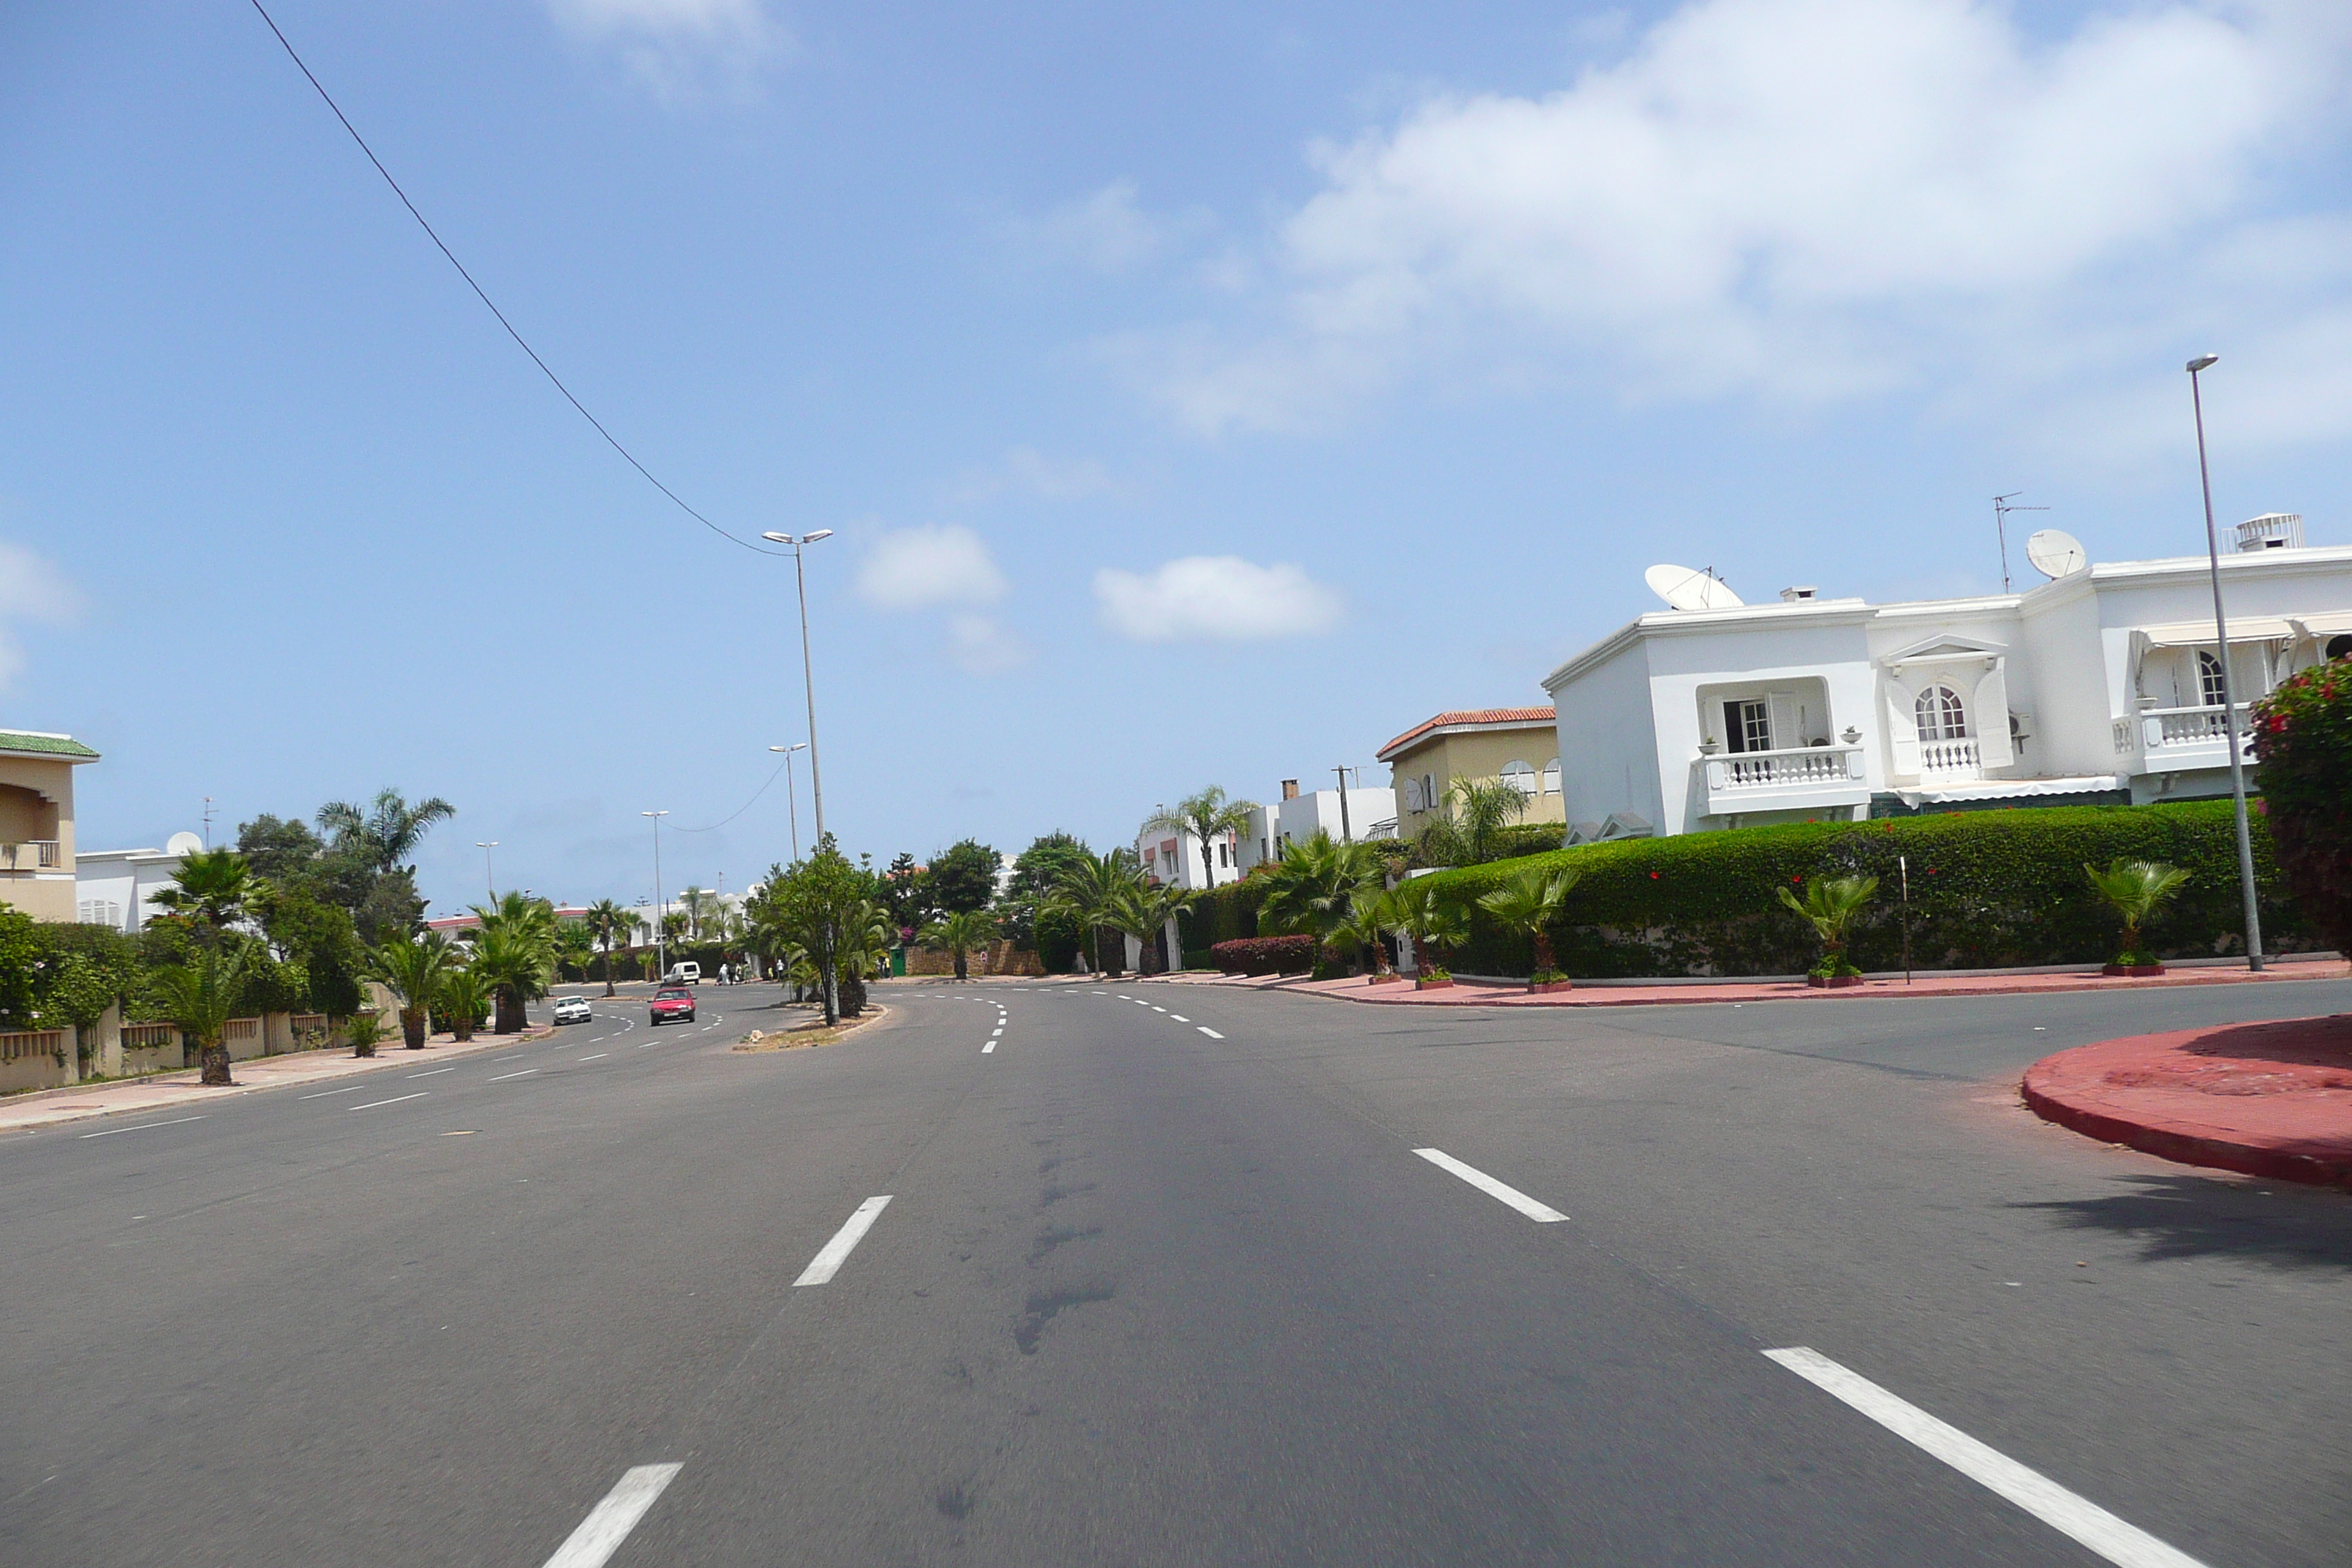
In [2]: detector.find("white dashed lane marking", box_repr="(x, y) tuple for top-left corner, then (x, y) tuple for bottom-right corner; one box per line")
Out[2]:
(794, 1196), (892, 1286)
(539, 1463), (683, 1568)
(488, 1068), (538, 1082)
(349, 1092), (429, 1112)
(77, 1115), (206, 1139)
(1197, 1027), (1224, 1039)
(1413, 1148), (1568, 1223)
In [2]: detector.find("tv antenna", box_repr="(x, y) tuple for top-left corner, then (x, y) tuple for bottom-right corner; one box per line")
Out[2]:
(202, 796), (215, 849)
(1992, 494), (2048, 593)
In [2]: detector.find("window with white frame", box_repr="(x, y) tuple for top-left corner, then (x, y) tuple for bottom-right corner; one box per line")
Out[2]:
(2197, 650), (2227, 707)
(1542, 758), (1561, 794)
(1499, 759), (1538, 796)
(1725, 698), (1772, 753)
(1915, 683), (1969, 740)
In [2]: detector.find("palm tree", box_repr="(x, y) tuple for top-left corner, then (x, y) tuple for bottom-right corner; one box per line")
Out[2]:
(835, 897), (896, 1016)
(1045, 848), (1146, 977)
(1142, 787), (1258, 892)
(145, 944), (250, 1085)
(1776, 875), (1879, 977)
(148, 848), (256, 942)
(1391, 877), (1469, 979)
(1443, 777), (1531, 865)
(469, 892), (559, 1032)
(553, 919), (596, 982)
(1107, 878), (1199, 974)
(1259, 832), (1383, 957)
(437, 965), (489, 1042)
(660, 910), (690, 951)
(918, 908), (999, 981)
(1477, 864), (1583, 980)
(316, 788), (456, 875)
(2084, 859), (2192, 965)
(1329, 886), (1404, 977)
(677, 886), (713, 940)
(342, 1006), (387, 1059)
(369, 930), (456, 1049)
(584, 898), (631, 995)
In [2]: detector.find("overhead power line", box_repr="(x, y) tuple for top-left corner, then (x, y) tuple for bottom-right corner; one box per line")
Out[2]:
(245, 0), (785, 557)
(670, 753), (793, 834)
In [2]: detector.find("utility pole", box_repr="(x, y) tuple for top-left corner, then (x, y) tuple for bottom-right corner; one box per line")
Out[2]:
(761, 532), (834, 843)
(642, 810), (669, 981)
(2186, 354), (2265, 970)
(1332, 765), (1355, 843)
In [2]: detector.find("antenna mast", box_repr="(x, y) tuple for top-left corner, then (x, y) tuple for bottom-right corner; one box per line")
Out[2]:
(1991, 493), (2048, 593)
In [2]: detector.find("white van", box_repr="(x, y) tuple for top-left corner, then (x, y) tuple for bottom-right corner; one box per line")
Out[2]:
(667, 961), (701, 985)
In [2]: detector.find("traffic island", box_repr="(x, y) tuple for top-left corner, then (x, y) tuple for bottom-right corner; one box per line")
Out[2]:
(2022, 1014), (2352, 1188)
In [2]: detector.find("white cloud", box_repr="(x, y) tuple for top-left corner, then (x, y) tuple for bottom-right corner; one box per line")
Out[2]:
(1093, 557), (1343, 643)
(952, 447), (1129, 505)
(855, 524), (1009, 611)
(1020, 179), (1218, 275)
(544, 0), (789, 99)
(1134, 0), (2352, 440)
(943, 614), (1030, 674)
(0, 540), (79, 692)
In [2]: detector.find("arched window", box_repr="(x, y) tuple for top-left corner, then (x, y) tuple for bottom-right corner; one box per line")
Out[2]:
(1499, 759), (1539, 796)
(2197, 650), (2228, 706)
(1542, 758), (1561, 794)
(2329, 634), (2352, 662)
(1915, 684), (1968, 741)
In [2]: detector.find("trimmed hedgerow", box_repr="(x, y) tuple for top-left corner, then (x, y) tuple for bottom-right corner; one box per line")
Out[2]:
(1409, 799), (2313, 979)
(1196, 875), (1273, 947)
(2253, 657), (2352, 958)
(1210, 935), (1317, 976)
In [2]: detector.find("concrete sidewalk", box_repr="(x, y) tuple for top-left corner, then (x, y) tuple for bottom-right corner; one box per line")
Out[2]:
(1147, 957), (2351, 1008)
(0, 1024), (555, 1137)
(2024, 1014), (2352, 1188)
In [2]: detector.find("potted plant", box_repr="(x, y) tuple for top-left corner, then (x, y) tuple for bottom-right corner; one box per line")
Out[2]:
(1394, 878), (1469, 989)
(1776, 874), (1877, 987)
(2084, 859), (2190, 976)
(1477, 864), (1583, 992)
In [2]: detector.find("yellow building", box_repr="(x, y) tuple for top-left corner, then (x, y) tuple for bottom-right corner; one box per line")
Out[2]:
(0, 730), (100, 923)
(1379, 707), (1564, 846)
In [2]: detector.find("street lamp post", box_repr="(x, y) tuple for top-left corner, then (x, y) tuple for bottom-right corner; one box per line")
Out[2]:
(475, 841), (498, 900)
(641, 810), (669, 981)
(761, 530), (834, 843)
(769, 743), (810, 860)
(2186, 353), (2265, 972)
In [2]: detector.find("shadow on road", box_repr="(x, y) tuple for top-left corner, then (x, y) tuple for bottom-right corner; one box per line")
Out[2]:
(2016, 1173), (2352, 1271)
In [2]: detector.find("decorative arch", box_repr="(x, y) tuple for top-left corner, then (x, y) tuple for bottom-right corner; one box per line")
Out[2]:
(1914, 684), (1968, 742)
(1499, 759), (1539, 796)
(2196, 649), (2227, 706)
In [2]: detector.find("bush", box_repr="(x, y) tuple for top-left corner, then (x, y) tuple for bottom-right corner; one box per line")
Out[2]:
(1035, 905), (1084, 973)
(2253, 659), (2352, 957)
(1196, 875), (1273, 947)
(1410, 799), (2310, 979)
(1210, 935), (1318, 976)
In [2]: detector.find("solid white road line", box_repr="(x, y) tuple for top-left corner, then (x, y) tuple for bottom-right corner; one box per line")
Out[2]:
(540, 1463), (684, 1568)
(1762, 1349), (2207, 1568)
(298, 1085), (367, 1100)
(407, 1066), (455, 1079)
(1197, 1027), (1223, 1039)
(488, 1068), (538, 1082)
(982, 1040), (996, 1054)
(78, 1115), (205, 1139)
(1412, 1147), (1568, 1223)
(350, 1092), (429, 1111)
(793, 1195), (892, 1286)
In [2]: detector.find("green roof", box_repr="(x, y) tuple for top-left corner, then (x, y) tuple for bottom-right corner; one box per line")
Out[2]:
(0, 731), (99, 760)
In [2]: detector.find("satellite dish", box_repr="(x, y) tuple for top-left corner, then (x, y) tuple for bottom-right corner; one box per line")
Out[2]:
(2024, 529), (2087, 580)
(166, 832), (203, 857)
(1644, 563), (1744, 611)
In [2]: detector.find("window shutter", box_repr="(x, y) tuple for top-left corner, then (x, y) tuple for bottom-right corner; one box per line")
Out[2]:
(1883, 680), (1921, 775)
(1768, 693), (1799, 752)
(1972, 665), (2013, 766)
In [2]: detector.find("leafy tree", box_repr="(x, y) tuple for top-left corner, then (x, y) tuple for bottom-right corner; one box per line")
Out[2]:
(918, 908), (999, 981)
(584, 899), (632, 996)
(1142, 787), (1257, 892)
(370, 931), (457, 1049)
(249, 881), (366, 1016)
(317, 788), (456, 878)
(881, 852), (932, 938)
(927, 839), (1000, 915)
(353, 868), (426, 945)
(749, 838), (880, 1025)
(145, 944), (251, 1085)
(1258, 832), (1384, 953)
(1044, 848), (1145, 976)
(0, 907), (39, 1029)
(2084, 859), (2191, 966)
(235, 813), (327, 886)
(1000, 832), (1092, 948)
(1477, 864), (1583, 980)
(148, 848), (256, 941)
(2251, 661), (2352, 957)
(1776, 875), (1878, 978)
(467, 892), (558, 1033)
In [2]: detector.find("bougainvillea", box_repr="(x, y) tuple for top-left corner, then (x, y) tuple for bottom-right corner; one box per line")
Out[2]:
(2251, 657), (2352, 957)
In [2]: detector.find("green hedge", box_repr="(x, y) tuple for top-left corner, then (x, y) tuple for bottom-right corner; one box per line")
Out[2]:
(1410, 799), (2315, 979)
(1195, 875), (1273, 946)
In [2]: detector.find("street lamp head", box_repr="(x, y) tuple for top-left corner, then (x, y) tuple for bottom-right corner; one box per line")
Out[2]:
(641, 810), (668, 819)
(2187, 353), (2219, 374)
(802, 529), (834, 543)
(769, 743), (808, 754)
(761, 531), (792, 544)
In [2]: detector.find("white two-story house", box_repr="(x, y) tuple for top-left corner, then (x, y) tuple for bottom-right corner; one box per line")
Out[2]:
(1543, 516), (2352, 840)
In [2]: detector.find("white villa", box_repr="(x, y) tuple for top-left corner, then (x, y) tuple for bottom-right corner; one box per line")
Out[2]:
(1543, 515), (2352, 841)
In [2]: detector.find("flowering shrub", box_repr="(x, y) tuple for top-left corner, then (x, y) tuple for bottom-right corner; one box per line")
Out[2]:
(1210, 935), (1317, 976)
(2252, 658), (2352, 957)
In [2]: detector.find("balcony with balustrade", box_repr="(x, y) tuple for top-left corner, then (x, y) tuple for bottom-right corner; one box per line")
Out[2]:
(1699, 744), (1871, 818)
(2111, 704), (2253, 775)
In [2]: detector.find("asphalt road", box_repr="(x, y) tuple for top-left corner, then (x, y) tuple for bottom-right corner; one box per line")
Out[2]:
(1, 975), (2346, 1567)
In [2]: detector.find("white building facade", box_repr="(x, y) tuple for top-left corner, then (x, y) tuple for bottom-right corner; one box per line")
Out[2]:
(74, 841), (196, 931)
(1544, 533), (2352, 840)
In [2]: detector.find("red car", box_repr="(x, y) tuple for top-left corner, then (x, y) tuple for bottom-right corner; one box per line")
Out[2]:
(649, 986), (696, 1026)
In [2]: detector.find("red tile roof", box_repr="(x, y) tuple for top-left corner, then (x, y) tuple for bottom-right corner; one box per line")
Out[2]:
(1377, 706), (1556, 761)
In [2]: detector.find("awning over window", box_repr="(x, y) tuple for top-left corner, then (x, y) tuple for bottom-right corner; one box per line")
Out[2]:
(2132, 617), (2296, 649)
(2291, 611), (2352, 639)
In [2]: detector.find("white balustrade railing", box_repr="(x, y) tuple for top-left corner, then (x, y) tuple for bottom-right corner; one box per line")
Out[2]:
(1918, 737), (1980, 776)
(1705, 745), (1863, 794)
(2139, 703), (2250, 752)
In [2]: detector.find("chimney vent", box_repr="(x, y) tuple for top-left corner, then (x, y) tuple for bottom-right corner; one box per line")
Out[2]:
(2235, 513), (2303, 551)
(1280, 779), (1300, 800)
(1779, 585), (1818, 603)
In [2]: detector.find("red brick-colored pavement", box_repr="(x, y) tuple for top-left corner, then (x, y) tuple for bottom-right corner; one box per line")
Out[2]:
(2023, 1014), (2352, 1188)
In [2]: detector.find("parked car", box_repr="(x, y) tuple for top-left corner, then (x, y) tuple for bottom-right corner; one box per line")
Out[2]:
(649, 987), (696, 1026)
(666, 961), (702, 985)
(552, 996), (592, 1025)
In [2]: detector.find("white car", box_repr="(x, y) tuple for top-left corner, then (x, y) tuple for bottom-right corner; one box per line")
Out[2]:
(552, 997), (592, 1025)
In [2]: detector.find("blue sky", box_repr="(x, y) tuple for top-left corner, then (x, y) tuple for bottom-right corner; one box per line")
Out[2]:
(5, 0), (2351, 916)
